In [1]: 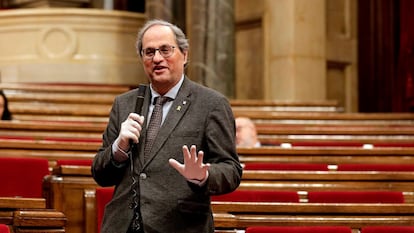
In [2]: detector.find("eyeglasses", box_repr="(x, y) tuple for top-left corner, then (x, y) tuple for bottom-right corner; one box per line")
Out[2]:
(141, 45), (176, 60)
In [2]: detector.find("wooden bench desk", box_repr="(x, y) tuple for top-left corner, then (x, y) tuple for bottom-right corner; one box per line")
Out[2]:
(255, 124), (414, 136)
(82, 188), (414, 232)
(0, 197), (66, 233)
(214, 212), (414, 228)
(46, 163), (414, 233)
(43, 167), (99, 233)
(0, 120), (106, 132)
(234, 111), (414, 125)
(0, 82), (132, 94)
(6, 92), (117, 105)
(230, 99), (342, 113)
(237, 147), (414, 164)
(0, 138), (100, 152)
(2, 130), (103, 141)
(2, 82), (131, 122)
(12, 114), (110, 122)
(243, 169), (414, 180)
(240, 177), (414, 194)
(212, 192), (414, 229)
(9, 102), (112, 117)
(258, 136), (414, 147)
(212, 201), (414, 214)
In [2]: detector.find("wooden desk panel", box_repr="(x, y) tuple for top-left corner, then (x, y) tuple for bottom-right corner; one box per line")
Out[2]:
(0, 197), (66, 233)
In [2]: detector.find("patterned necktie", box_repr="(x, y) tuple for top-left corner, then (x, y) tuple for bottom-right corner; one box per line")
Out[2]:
(144, 96), (170, 160)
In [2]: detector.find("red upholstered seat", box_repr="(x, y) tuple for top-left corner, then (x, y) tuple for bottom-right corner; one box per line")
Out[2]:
(0, 157), (50, 198)
(307, 191), (405, 203)
(245, 226), (352, 233)
(0, 224), (10, 233)
(211, 189), (299, 202)
(243, 163), (329, 171)
(56, 159), (93, 166)
(361, 226), (414, 233)
(337, 163), (414, 171)
(96, 187), (114, 233)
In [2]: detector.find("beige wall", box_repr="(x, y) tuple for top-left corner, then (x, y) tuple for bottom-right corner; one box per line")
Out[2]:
(235, 0), (358, 111)
(0, 0), (358, 111)
(234, 0), (264, 100)
(326, 0), (358, 112)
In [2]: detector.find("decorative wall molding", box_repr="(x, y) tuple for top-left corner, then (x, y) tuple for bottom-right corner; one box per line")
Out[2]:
(0, 8), (147, 84)
(3, 0), (90, 8)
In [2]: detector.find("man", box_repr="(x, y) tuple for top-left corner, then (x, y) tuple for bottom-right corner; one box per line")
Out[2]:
(235, 117), (261, 147)
(92, 19), (242, 233)
(0, 90), (12, 120)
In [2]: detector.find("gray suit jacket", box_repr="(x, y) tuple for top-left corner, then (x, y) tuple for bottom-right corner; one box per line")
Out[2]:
(92, 77), (242, 233)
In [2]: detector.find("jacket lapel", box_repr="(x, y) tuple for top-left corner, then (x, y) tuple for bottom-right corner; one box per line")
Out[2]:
(142, 78), (193, 166)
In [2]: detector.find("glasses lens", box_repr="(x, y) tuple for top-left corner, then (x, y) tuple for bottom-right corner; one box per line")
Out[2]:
(159, 45), (172, 56)
(143, 48), (155, 58)
(142, 45), (175, 59)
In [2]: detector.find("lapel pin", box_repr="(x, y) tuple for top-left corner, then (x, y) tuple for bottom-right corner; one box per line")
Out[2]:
(183, 101), (187, 105)
(176, 106), (182, 111)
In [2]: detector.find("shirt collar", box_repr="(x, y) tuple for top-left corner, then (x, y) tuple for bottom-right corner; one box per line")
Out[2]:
(149, 75), (184, 104)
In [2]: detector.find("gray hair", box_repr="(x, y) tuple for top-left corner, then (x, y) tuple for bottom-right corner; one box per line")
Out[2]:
(136, 19), (189, 57)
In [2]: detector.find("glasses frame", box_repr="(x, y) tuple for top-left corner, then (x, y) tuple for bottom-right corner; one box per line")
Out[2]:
(141, 45), (176, 60)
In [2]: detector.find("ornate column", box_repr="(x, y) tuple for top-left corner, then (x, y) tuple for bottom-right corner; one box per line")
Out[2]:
(263, 0), (326, 101)
(186, 0), (235, 98)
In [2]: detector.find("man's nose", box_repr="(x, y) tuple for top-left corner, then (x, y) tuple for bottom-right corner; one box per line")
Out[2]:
(152, 50), (164, 61)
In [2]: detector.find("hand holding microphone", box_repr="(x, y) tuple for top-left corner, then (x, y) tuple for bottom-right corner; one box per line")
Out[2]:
(116, 113), (145, 153)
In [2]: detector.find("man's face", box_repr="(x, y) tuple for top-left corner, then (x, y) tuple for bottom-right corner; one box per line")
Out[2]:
(141, 25), (188, 95)
(235, 118), (256, 147)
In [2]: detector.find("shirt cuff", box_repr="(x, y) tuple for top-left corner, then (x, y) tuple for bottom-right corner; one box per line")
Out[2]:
(188, 171), (209, 186)
(112, 139), (130, 163)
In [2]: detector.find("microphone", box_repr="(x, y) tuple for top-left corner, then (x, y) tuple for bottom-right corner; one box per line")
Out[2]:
(130, 84), (147, 147)
(135, 84), (147, 115)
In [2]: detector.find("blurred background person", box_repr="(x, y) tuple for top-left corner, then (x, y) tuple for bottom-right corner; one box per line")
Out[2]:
(235, 117), (261, 147)
(0, 90), (12, 120)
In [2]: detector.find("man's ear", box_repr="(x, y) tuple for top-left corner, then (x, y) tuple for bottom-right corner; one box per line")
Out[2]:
(183, 50), (188, 64)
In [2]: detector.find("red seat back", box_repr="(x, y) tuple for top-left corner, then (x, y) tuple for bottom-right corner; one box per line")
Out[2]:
(0, 224), (10, 233)
(307, 191), (405, 203)
(211, 190), (299, 202)
(96, 187), (114, 233)
(243, 163), (329, 171)
(246, 226), (352, 233)
(0, 157), (50, 198)
(56, 159), (93, 166)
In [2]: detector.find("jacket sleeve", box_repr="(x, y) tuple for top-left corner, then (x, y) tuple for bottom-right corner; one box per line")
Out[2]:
(203, 96), (243, 195)
(92, 96), (130, 187)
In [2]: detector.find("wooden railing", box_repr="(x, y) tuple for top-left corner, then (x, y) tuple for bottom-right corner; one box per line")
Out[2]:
(40, 160), (414, 233)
